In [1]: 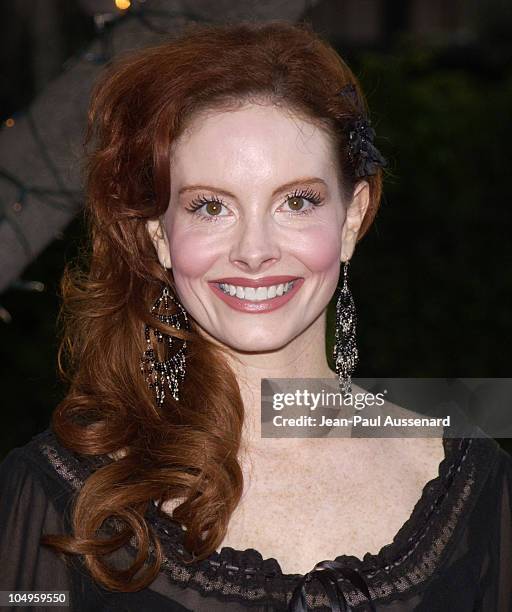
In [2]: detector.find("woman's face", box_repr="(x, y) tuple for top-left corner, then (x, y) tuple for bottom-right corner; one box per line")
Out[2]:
(151, 103), (365, 352)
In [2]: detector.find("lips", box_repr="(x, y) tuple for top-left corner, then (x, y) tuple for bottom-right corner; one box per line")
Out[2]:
(208, 277), (304, 313)
(209, 275), (300, 288)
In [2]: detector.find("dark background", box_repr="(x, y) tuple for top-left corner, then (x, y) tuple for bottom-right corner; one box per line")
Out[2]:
(1, 0), (511, 457)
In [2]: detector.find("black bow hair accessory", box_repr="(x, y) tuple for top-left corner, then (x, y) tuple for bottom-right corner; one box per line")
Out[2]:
(338, 83), (388, 178)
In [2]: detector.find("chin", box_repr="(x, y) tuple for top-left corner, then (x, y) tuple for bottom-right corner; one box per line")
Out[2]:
(222, 333), (292, 353)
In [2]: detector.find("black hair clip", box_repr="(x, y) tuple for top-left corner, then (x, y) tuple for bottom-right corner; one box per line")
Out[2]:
(339, 84), (388, 178)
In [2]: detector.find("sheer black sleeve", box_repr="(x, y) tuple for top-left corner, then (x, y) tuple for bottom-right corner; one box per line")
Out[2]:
(0, 447), (118, 611)
(0, 447), (77, 609)
(477, 444), (512, 611)
(0, 443), (191, 612)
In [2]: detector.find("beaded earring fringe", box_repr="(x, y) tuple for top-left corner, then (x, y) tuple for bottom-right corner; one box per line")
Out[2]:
(140, 285), (190, 405)
(333, 260), (359, 396)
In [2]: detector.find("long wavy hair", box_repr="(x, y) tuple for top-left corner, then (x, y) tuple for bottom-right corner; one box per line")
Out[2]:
(42, 20), (384, 591)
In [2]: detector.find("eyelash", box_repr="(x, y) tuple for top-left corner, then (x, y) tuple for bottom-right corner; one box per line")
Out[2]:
(185, 187), (324, 223)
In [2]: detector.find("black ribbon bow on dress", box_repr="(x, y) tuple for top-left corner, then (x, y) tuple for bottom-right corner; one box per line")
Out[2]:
(339, 83), (388, 179)
(289, 559), (376, 612)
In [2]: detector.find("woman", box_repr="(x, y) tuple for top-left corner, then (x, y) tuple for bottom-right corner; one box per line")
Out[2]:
(1, 21), (511, 612)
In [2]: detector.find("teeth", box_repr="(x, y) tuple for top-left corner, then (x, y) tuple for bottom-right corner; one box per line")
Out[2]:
(218, 281), (296, 301)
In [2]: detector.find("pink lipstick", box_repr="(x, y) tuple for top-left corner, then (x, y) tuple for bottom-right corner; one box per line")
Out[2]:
(208, 276), (304, 313)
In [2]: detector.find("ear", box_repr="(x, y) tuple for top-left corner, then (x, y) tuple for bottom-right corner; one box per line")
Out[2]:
(340, 180), (370, 262)
(146, 218), (172, 269)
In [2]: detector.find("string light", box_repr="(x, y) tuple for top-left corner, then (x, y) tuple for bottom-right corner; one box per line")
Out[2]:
(115, 0), (131, 10)
(0, 305), (12, 324)
(11, 280), (45, 292)
(5, 118), (15, 128)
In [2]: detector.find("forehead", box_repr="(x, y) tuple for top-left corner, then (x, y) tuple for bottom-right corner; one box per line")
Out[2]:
(169, 103), (338, 187)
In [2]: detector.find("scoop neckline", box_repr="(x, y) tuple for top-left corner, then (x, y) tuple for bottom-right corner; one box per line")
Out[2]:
(35, 422), (478, 581)
(150, 423), (465, 579)
(31, 422), (500, 610)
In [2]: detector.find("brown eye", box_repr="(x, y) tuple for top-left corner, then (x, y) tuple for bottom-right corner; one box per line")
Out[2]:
(205, 201), (222, 216)
(185, 194), (230, 223)
(287, 196), (306, 211)
(281, 188), (323, 215)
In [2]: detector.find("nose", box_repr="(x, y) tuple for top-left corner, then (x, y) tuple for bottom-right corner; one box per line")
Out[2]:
(229, 213), (281, 273)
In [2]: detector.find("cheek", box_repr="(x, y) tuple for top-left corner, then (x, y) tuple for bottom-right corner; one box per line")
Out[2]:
(165, 221), (220, 278)
(295, 225), (341, 272)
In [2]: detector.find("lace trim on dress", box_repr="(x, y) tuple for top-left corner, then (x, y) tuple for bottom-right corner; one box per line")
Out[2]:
(31, 428), (499, 611)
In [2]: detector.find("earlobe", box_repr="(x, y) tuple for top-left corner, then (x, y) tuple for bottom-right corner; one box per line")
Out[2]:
(146, 218), (172, 269)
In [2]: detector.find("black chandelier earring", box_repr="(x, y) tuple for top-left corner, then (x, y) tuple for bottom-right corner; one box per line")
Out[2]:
(140, 284), (190, 405)
(333, 260), (359, 396)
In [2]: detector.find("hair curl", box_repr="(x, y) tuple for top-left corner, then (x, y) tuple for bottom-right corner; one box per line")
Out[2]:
(42, 20), (384, 591)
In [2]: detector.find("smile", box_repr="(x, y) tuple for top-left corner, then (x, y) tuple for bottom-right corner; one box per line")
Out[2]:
(208, 278), (304, 313)
(217, 280), (295, 301)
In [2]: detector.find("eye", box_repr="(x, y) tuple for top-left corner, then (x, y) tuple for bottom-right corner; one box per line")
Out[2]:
(185, 194), (230, 223)
(184, 186), (324, 223)
(279, 187), (324, 217)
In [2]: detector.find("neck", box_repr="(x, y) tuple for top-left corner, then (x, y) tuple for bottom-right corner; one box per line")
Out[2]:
(222, 309), (337, 452)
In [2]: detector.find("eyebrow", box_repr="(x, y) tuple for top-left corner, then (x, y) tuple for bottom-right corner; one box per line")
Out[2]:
(178, 177), (327, 198)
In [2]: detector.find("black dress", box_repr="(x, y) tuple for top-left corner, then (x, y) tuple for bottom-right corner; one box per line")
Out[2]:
(0, 425), (511, 612)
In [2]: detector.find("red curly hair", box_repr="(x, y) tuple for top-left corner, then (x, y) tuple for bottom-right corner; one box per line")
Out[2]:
(42, 20), (384, 591)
